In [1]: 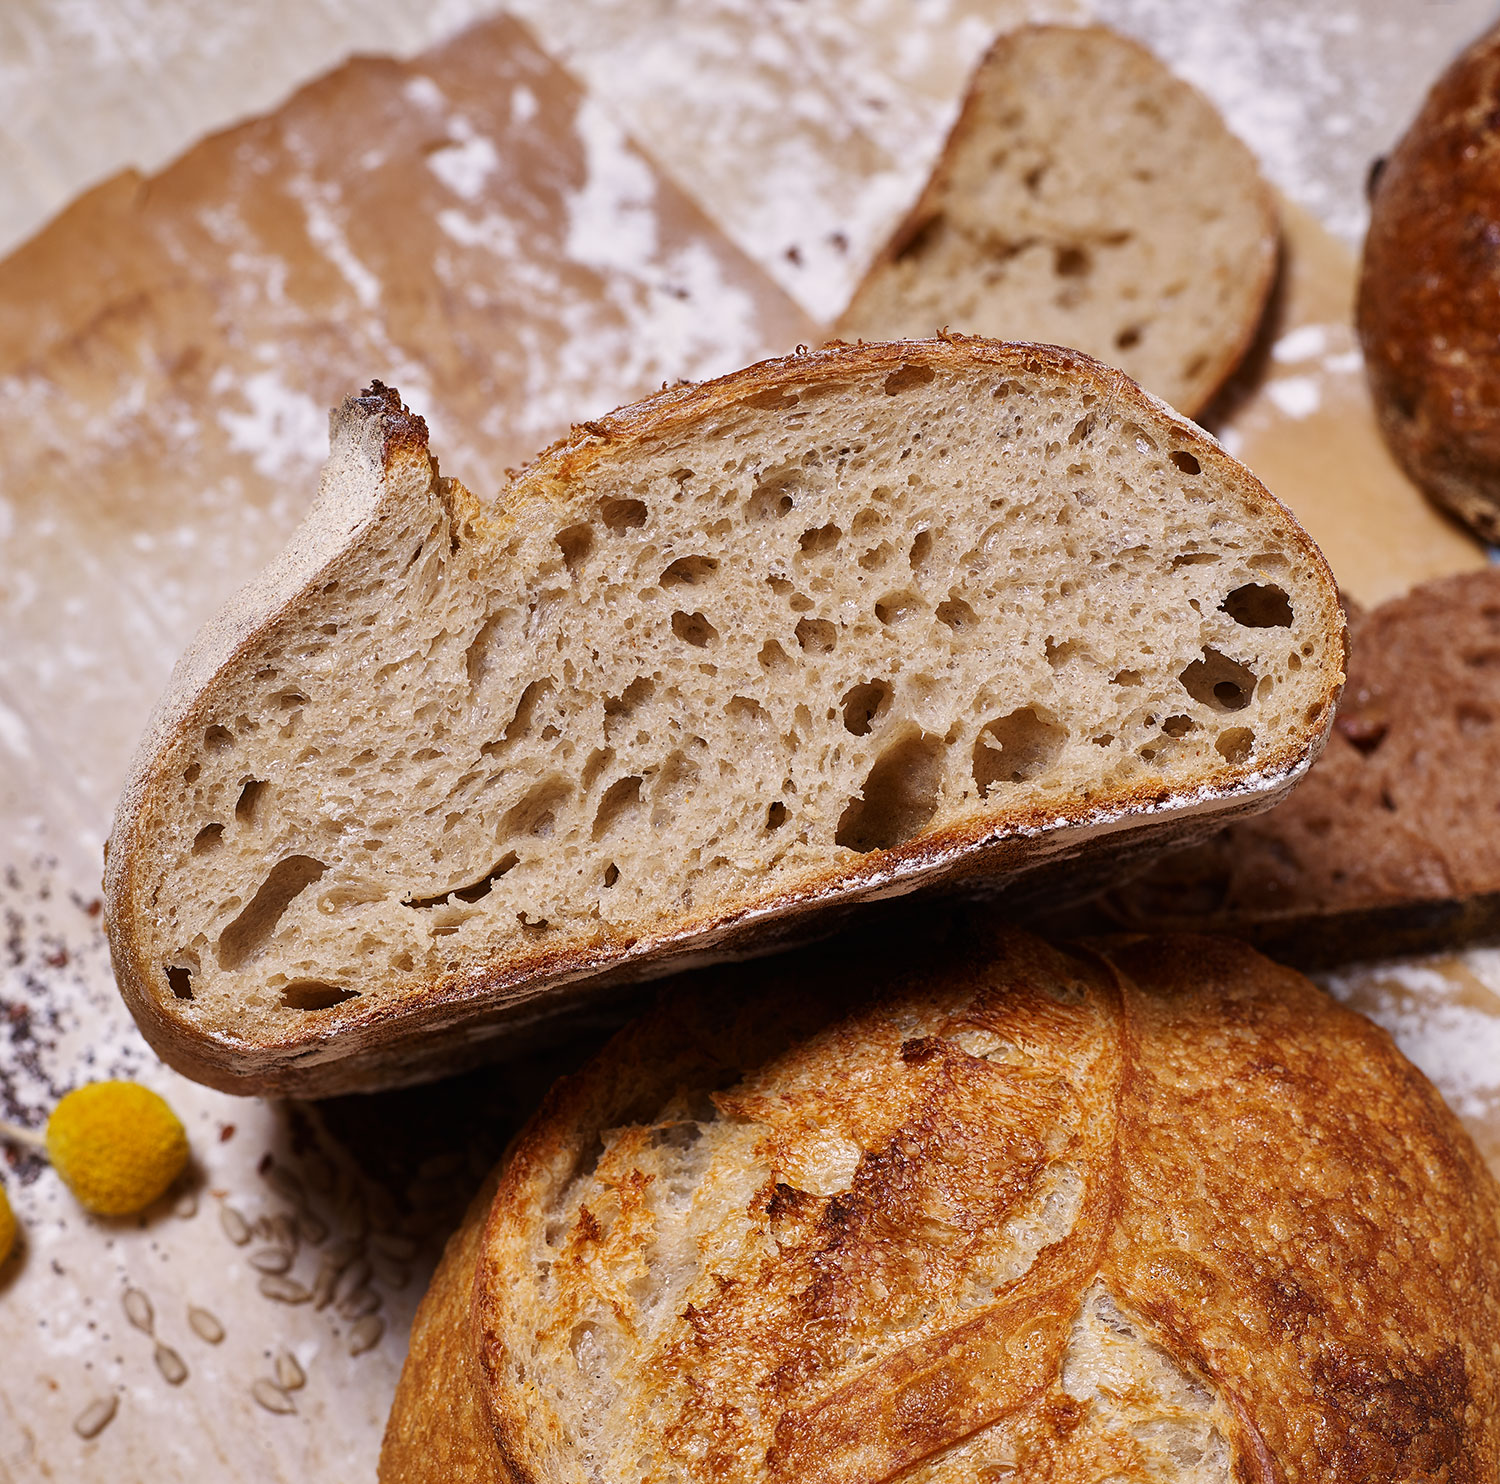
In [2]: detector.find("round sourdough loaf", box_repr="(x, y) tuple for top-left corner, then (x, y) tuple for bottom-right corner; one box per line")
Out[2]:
(1359, 21), (1500, 542)
(382, 925), (1500, 1484)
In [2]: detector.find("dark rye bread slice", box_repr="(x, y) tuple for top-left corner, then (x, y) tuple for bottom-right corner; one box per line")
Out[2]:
(380, 924), (1500, 1484)
(1104, 568), (1500, 964)
(103, 339), (1343, 1096)
(836, 25), (1278, 419)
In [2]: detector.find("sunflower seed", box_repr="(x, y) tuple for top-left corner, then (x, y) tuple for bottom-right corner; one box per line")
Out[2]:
(173, 1189), (199, 1219)
(298, 1211), (329, 1246)
(274, 1351), (306, 1391)
(154, 1343), (188, 1386)
(122, 1288), (154, 1334)
(370, 1253), (411, 1290)
(335, 1258), (372, 1305)
(269, 1212), (299, 1252)
(322, 1237), (362, 1273)
(250, 1248), (293, 1276)
(371, 1232), (418, 1262)
(220, 1204), (251, 1246)
(348, 1314), (385, 1356)
(251, 1378), (296, 1415)
(337, 1286), (381, 1320)
(264, 1164), (305, 1207)
(73, 1394), (118, 1439)
(187, 1306), (225, 1344)
(312, 1262), (339, 1311)
(258, 1275), (311, 1304)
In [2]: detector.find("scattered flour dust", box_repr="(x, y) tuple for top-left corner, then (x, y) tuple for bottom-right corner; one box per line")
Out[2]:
(1323, 953), (1500, 1170)
(213, 368), (327, 481)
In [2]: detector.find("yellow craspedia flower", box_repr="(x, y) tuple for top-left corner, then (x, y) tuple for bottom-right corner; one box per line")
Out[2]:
(45, 1082), (188, 1217)
(0, 1181), (15, 1266)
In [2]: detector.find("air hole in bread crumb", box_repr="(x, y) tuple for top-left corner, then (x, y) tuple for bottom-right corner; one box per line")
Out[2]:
(599, 497), (647, 533)
(204, 725), (234, 752)
(836, 730), (944, 852)
(875, 591), (920, 626)
(661, 555), (718, 586)
(503, 778), (571, 839)
(407, 852), (519, 908)
(1162, 715), (1194, 738)
(758, 640), (791, 673)
(884, 363), (936, 396)
(795, 618), (837, 653)
(841, 680), (891, 736)
(672, 610), (718, 647)
(937, 597), (977, 631)
(593, 777), (644, 841)
(1171, 450), (1201, 475)
(1215, 728), (1254, 764)
(767, 802), (788, 831)
(1172, 551), (1219, 568)
(799, 523), (841, 555)
(908, 529), (933, 571)
(859, 542), (894, 571)
(602, 863), (619, 887)
(217, 855), (327, 970)
(1221, 583), (1293, 628)
(1116, 325), (1143, 350)
(973, 708), (1067, 794)
(234, 779), (267, 825)
(165, 964), (194, 1000)
(1180, 648), (1256, 712)
(748, 473), (798, 521)
(280, 980), (358, 1011)
(1055, 245), (1090, 278)
(555, 523), (595, 573)
(183, 763), (200, 784)
(192, 823), (224, 856)
(1113, 669), (1143, 687)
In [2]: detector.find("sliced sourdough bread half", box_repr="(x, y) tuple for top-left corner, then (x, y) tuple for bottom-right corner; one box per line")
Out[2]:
(836, 25), (1278, 419)
(1100, 568), (1500, 964)
(103, 339), (1343, 1096)
(380, 924), (1500, 1484)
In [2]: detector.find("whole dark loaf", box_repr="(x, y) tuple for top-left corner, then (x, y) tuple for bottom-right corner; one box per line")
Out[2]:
(1101, 568), (1500, 964)
(1359, 20), (1500, 543)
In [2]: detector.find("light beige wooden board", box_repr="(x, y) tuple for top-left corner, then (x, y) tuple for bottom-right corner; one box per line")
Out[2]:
(2, 3), (1499, 1481)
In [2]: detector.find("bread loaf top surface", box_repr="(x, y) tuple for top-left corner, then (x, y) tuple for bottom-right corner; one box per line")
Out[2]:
(837, 26), (1277, 419)
(104, 338), (1343, 1095)
(460, 924), (1500, 1484)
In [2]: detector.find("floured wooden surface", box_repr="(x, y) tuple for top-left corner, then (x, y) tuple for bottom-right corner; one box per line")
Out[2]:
(2, 2), (1499, 1480)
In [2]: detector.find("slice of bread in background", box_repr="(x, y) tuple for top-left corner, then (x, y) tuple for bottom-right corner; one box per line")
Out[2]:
(380, 923), (1500, 1483)
(103, 339), (1343, 1097)
(836, 26), (1277, 419)
(1101, 569), (1500, 964)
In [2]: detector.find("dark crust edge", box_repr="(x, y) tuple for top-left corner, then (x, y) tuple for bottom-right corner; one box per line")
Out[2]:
(833, 24), (1281, 421)
(1357, 19), (1500, 543)
(107, 337), (1345, 1096)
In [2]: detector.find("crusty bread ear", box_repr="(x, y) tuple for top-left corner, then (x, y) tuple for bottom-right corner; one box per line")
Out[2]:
(104, 339), (1343, 1097)
(837, 25), (1278, 418)
(382, 923), (1500, 1484)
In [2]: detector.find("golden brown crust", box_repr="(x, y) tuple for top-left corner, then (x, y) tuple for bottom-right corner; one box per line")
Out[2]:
(1359, 20), (1500, 542)
(445, 924), (1500, 1484)
(105, 338), (1345, 1096)
(379, 1169), (510, 1484)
